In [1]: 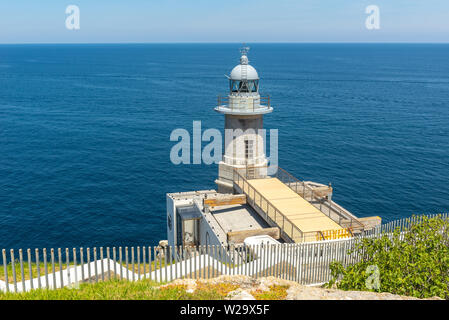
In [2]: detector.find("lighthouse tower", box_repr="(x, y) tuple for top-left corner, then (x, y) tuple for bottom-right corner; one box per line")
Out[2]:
(215, 47), (273, 193)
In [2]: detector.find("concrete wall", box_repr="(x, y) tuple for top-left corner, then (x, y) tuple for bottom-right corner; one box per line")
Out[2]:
(223, 114), (266, 166)
(166, 195), (195, 248)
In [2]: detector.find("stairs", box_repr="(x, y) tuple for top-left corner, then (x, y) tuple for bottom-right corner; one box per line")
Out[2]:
(246, 166), (255, 179)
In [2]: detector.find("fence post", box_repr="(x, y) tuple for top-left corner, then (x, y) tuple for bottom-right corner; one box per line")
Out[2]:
(255, 244), (260, 279)
(304, 243), (312, 284)
(80, 248), (84, 283)
(262, 244), (267, 277)
(193, 246), (197, 279)
(125, 247), (129, 281)
(231, 244), (235, 276)
(93, 247), (98, 283)
(131, 247), (135, 282)
(136, 246), (140, 281)
(202, 245), (206, 279)
(113, 247), (117, 280)
(65, 248), (70, 287)
(86, 248), (91, 283)
(173, 246), (177, 280)
(271, 244), (276, 278)
(142, 246), (146, 280)
(119, 247), (123, 280)
(236, 245), (240, 276)
(250, 244), (255, 278)
(43, 248), (49, 288)
(106, 247), (111, 280)
(185, 246), (190, 279)
(35, 248), (41, 289)
(169, 246), (173, 281)
(283, 244), (288, 279)
(287, 244), (293, 281)
(149, 246), (153, 281)
(10, 249), (17, 293)
(2, 249), (9, 292)
(73, 248), (78, 286)
(19, 249), (25, 292)
(164, 246), (168, 282)
(50, 249), (56, 289)
(208, 245), (211, 279)
(27, 249), (33, 290)
(273, 244), (280, 277)
(57, 248), (63, 288)
(311, 243), (316, 284)
(293, 243), (302, 283)
(158, 246), (163, 282)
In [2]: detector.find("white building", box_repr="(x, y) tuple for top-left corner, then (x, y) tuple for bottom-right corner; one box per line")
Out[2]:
(166, 48), (380, 253)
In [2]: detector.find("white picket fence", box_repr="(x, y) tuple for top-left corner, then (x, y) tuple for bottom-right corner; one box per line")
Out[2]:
(1, 213), (447, 294)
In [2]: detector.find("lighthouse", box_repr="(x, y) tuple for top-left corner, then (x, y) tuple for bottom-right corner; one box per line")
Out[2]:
(166, 47), (376, 251)
(215, 47), (273, 193)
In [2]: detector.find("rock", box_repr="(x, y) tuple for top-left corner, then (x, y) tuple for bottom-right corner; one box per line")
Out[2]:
(160, 278), (197, 293)
(156, 275), (442, 300)
(226, 288), (256, 300)
(159, 240), (168, 248)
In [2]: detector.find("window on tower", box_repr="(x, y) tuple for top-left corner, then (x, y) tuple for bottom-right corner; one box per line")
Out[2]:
(230, 80), (259, 93)
(245, 139), (254, 160)
(239, 81), (249, 92)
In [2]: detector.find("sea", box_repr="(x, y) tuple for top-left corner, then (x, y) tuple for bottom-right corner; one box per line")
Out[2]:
(0, 43), (448, 250)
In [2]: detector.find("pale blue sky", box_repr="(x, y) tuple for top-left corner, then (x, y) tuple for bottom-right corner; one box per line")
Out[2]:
(0, 0), (448, 43)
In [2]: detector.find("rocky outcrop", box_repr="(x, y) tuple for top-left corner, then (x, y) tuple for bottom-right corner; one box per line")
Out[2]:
(161, 275), (441, 300)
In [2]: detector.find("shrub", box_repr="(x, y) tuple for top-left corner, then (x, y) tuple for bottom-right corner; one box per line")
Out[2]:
(251, 285), (289, 300)
(326, 215), (449, 299)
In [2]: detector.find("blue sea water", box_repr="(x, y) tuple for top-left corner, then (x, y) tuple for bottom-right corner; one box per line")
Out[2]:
(0, 43), (448, 250)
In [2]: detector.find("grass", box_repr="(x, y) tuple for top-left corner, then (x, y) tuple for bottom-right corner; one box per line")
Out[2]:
(0, 262), (69, 283)
(0, 278), (241, 300)
(0, 258), (177, 283)
(0, 279), (179, 300)
(0, 276), (290, 300)
(251, 285), (289, 300)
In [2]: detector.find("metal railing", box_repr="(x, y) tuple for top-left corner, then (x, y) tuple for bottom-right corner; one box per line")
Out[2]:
(233, 168), (350, 242)
(217, 95), (270, 112)
(363, 212), (449, 236)
(233, 167), (305, 242)
(274, 167), (364, 231)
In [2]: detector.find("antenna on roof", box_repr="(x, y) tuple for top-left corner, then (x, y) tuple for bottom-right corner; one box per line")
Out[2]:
(240, 43), (250, 56)
(240, 43), (250, 65)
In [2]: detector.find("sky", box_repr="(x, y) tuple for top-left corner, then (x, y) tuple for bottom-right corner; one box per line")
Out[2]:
(0, 0), (448, 43)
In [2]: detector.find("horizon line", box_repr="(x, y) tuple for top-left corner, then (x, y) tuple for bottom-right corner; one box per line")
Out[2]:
(1, 41), (449, 45)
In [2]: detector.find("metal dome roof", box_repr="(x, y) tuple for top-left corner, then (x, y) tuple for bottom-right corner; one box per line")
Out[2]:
(230, 64), (259, 80)
(229, 47), (259, 81)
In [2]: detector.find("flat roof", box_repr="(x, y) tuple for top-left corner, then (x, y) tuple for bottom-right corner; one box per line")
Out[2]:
(209, 204), (269, 234)
(246, 178), (343, 233)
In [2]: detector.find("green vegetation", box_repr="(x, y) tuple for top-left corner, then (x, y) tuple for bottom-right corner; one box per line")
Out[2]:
(251, 285), (289, 300)
(0, 257), (174, 283)
(1, 262), (69, 283)
(1, 279), (179, 300)
(326, 215), (449, 299)
(0, 279), (242, 300)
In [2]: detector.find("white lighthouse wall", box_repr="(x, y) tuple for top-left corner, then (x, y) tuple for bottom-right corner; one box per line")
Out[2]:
(166, 196), (196, 248)
(166, 195), (177, 248)
(223, 115), (266, 166)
